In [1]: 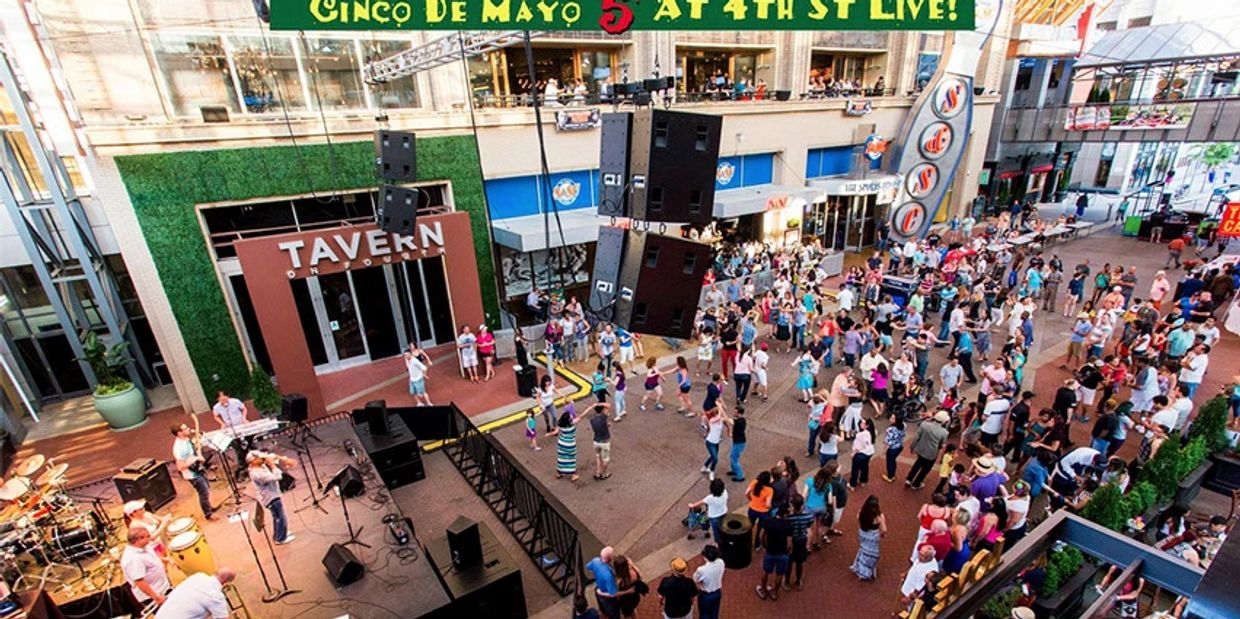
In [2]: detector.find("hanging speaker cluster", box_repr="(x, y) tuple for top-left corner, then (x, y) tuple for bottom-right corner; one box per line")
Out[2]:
(374, 130), (419, 235)
(591, 109), (722, 339)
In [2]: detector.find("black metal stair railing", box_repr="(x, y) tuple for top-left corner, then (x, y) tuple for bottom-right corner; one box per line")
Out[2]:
(442, 408), (600, 597)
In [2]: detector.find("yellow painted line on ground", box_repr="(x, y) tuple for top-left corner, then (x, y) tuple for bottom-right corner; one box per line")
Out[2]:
(421, 354), (593, 452)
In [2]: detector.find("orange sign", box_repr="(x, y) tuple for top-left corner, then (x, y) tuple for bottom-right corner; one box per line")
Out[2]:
(765, 195), (790, 211)
(1220, 203), (1240, 238)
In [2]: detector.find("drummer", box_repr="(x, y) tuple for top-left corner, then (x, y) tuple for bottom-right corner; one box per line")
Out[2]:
(123, 500), (170, 556)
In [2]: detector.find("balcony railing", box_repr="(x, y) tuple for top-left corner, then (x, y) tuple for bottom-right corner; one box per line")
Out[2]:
(474, 88), (899, 109)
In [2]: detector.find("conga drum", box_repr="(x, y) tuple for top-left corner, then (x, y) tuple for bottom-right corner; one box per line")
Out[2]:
(168, 531), (216, 576)
(167, 517), (199, 539)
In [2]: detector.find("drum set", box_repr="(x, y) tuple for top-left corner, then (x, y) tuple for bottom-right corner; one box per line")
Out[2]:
(0, 453), (115, 594)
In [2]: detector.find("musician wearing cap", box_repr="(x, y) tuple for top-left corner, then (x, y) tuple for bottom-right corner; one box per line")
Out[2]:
(154, 567), (236, 619)
(121, 527), (171, 608)
(172, 424), (214, 520)
(247, 450), (296, 545)
(123, 499), (170, 556)
(212, 390), (250, 474)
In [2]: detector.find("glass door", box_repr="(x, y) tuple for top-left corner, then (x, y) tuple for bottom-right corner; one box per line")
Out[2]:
(314, 272), (368, 367)
(845, 197), (865, 250)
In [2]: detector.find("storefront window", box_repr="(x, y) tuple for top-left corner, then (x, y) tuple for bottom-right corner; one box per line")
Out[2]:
(467, 52), (498, 102)
(579, 51), (613, 95)
(680, 49), (731, 93)
(229, 35), (307, 113)
(151, 32), (238, 116)
(362, 40), (419, 109)
(300, 37), (365, 110)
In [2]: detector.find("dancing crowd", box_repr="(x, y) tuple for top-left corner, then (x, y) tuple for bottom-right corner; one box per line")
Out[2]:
(521, 214), (1240, 619)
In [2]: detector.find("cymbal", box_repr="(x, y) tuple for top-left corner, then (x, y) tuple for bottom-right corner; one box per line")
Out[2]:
(35, 463), (68, 487)
(14, 455), (44, 477)
(0, 479), (30, 502)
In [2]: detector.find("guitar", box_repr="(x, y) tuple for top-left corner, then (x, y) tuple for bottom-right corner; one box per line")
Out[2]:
(188, 413), (208, 477)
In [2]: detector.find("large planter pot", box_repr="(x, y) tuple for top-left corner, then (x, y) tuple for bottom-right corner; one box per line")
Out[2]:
(1034, 563), (1100, 619)
(1174, 460), (1214, 510)
(93, 385), (147, 431)
(1204, 453), (1240, 494)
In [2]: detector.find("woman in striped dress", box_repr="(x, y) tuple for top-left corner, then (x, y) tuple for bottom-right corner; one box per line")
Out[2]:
(550, 408), (586, 482)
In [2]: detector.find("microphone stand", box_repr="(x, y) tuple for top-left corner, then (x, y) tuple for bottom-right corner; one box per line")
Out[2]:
(235, 501), (277, 603)
(291, 440), (327, 515)
(334, 486), (370, 549)
(254, 500), (298, 603)
(216, 442), (245, 508)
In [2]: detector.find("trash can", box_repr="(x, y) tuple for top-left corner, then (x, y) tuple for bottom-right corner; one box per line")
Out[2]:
(718, 513), (753, 569)
(515, 364), (538, 398)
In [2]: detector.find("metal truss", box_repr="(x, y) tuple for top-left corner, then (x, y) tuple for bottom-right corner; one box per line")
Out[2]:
(0, 48), (151, 403)
(363, 30), (547, 84)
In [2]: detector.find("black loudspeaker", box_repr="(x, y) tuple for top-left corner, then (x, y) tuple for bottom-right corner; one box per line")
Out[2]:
(775, 90), (792, 101)
(365, 399), (390, 436)
(282, 393), (308, 423)
(114, 460), (177, 511)
(628, 109), (722, 226)
(378, 185), (419, 236)
(374, 130), (416, 182)
(322, 543), (365, 585)
(358, 417), (425, 490)
(326, 465), (366, 499)
(598, 112), (633, 218)
(593, 227), (713, 339)
(447, 516), (483, 568)
(613, 82), (639, 96)
(643, 77), (669, 91)
(589, 225), (628, 317)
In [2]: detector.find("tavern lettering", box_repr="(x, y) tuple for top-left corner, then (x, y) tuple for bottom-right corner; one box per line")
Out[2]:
(278, 223), (446, 272)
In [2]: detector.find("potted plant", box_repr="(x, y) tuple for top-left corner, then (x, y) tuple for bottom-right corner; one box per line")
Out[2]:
(80, 332), (146, 430)
(1036, 546), (1096, 618)
(249, 365), (283, 417)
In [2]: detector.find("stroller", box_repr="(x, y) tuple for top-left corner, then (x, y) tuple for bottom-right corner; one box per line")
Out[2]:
(894, 377), (934, 424)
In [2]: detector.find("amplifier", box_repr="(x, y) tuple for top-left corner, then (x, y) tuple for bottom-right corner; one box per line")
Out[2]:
(356, 419), (424, 490)
(114, 462), (176, 510)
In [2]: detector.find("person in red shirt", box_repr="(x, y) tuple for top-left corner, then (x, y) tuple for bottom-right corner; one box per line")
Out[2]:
(1166, 236), (1187, 269)
(1098, 355), (1128, 413)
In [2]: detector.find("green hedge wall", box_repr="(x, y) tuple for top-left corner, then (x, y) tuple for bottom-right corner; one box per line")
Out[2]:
(114, 135), (498, 401)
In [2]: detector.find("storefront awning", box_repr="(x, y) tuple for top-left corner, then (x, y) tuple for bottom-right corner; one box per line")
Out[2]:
(1029, 164), (1054, 174)
(713, 184), (822, 220)
(490, 209), (614, 253)
(998, 170), (1024, 180)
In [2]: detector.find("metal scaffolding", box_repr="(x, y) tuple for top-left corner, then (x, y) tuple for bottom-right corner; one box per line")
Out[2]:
(363, 30), (547, 84)
(0, 48), (151, 408)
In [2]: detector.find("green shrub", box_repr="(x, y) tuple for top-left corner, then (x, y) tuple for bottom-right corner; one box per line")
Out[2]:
(79, 332), (135, 396)
(248, 365), (282, 416)
(1140, 432), (1185, 502)
(1081, 483), (1127, 530)
(1188, 396), (1231, 456)
(978, 587), (1021, 619)
(1041, 546), (1085, 597)
(1177, 438), (1208, 479)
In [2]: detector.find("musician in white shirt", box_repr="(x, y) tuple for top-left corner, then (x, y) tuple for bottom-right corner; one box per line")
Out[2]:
(121, 527), (171, 607)
(212, 391), (250, 475)
(172, 423), (214, 520)
(155, 569), (235, 619)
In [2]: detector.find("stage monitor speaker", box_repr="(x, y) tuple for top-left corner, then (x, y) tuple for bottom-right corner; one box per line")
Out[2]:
(374, 130), (416, 182)
(323, 543), (365, 585)
(598, 112), (632, 218)
(282, 393), (308, 423)
(114, 460), (177, 511)
(447, 516), (483, 568)
(628, 108), (722, 226)
(326, 465), (366, 499)
(593, 227), (713, 339)
(775, 90), (792, 101)
(365, 399), (391, 436)
(634, 92), (652, 106)
(378, 185), (419, 235)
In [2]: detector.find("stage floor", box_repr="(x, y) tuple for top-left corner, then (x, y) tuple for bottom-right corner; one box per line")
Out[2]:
(38, 417), (561, 618)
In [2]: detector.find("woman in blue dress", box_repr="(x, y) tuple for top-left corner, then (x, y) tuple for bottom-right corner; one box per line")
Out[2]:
(792, 349), (815, 402)
(943, 509), (973, 574)
(849, 495), (887, 581)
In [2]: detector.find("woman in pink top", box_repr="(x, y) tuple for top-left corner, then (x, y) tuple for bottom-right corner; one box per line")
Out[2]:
(476, 324), (496, 381)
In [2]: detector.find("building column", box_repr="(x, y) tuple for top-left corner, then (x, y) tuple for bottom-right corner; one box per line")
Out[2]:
(773, 31), (812, 95)
(630, 32), (675, 83)
(88, 157), (208, 414)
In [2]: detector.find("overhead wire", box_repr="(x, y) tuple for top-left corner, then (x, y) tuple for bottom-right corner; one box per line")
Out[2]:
(521, 30), (572, 294)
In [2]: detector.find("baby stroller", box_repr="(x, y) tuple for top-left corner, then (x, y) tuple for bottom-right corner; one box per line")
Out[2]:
(683, 506), (711, 540)
(894, 378), (933, 424)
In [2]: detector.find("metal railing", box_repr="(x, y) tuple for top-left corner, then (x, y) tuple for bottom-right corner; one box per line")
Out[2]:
(473, 88), (899, 109)
(442, 407), (602, 596)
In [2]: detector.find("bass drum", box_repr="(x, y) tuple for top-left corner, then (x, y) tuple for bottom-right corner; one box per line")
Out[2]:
(47, 518), (100, 563)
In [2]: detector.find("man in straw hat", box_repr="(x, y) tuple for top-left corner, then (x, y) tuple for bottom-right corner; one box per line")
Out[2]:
(658, 557), (698, 618)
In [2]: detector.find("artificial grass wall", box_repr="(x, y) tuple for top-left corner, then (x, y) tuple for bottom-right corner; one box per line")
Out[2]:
(114, 135), (498, 401)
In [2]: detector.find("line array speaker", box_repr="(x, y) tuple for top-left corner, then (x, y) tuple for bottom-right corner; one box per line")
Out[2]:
(598, 112), (632, 218)
(378, 185), (420, 235)
(627, 109), (722, 226)
(590, 226), (713, 339)
(374, 130), (416, 182)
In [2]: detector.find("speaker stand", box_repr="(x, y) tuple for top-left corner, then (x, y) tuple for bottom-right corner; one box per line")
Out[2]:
(335, 487), (370, 549)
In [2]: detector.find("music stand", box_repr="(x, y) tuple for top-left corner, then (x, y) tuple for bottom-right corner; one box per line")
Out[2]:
(325, 466), (369, 549)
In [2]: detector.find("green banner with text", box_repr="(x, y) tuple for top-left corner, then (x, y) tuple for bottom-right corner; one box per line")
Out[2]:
(271, 0), (976, 34)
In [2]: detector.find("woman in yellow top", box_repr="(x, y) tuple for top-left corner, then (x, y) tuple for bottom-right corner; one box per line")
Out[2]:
(746, 471), (774, 549)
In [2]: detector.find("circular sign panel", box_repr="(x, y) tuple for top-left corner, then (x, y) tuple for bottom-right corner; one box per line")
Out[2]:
(905, 163), (940, 200)
(892, 201), (928, 237)
(933, 78), (969, 120)
(919, 122), (954, 160)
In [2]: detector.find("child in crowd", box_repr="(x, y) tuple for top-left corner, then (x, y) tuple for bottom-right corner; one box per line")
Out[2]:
(932, 444), (958, 496)
(525, 409), (540, 451)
